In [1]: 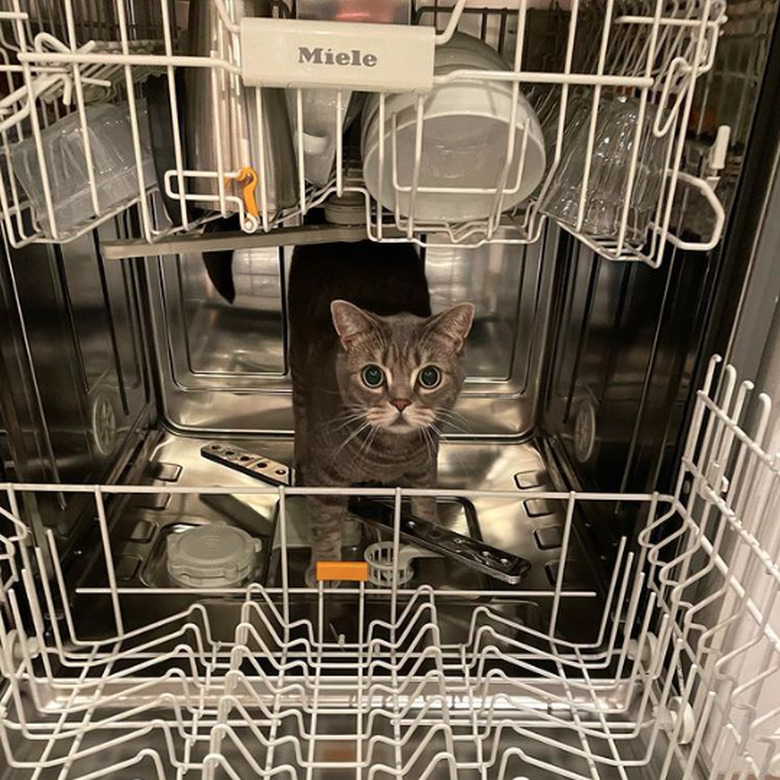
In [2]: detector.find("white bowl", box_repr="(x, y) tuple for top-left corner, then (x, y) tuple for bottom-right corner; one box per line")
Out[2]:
(361, 34), (545, 223)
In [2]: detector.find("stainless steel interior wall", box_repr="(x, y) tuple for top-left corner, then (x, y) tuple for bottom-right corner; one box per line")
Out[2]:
(149, 234), (556, 438)
(0, 221), (152, 490)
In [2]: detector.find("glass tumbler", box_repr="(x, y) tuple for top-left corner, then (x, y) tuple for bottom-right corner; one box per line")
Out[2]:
(541, 94), (666, 245)
(9, 103), (154, 238)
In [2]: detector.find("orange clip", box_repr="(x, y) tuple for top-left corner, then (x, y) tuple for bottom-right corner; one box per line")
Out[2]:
(315, 561), (370, 583)
(225, 166), (259, 218)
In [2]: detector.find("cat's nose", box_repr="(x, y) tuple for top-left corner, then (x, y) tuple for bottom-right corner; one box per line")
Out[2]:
(391, 398), (411, 412)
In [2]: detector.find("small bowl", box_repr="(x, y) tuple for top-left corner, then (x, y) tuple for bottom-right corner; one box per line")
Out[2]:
(361, 33), (545, 223)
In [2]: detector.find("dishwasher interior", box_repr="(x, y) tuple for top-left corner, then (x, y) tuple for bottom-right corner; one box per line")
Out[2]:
(1, 0), (780, 778)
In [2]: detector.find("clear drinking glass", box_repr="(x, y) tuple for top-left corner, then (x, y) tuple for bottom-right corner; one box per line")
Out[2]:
(541, 94), (666, 246)
(9, 103), (154, 238)
(535, 88), (590, 169)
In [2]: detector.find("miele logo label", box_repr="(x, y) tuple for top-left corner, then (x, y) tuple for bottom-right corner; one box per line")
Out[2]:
(298, 46), (378, 68)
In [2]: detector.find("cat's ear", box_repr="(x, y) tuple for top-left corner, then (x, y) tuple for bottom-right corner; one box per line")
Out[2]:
(425, 303), (474, 353)
(331, 300), (380, 349)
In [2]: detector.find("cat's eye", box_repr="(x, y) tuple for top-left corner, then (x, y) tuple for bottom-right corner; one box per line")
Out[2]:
(418, 366), (441, 389)
(361, 364), (385, 388)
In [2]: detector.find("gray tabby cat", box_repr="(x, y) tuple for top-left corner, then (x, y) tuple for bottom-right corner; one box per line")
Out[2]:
(288, 241), (474, 584)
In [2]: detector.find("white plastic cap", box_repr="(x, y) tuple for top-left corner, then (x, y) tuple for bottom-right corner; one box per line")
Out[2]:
(166, 522), (261, 588)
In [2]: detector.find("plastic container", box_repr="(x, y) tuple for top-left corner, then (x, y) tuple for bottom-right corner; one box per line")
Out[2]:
(361, 33), (545, 223)
(290, 0), (406, 187)
(9, 103), (155, 238)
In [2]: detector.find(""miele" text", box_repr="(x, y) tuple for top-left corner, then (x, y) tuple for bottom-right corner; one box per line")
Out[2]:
(298, 47), (378, 68)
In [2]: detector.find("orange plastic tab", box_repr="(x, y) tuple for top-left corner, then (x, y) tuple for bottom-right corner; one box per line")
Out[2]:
(224, 166), (259, 218)
(316, 561), (369, 583)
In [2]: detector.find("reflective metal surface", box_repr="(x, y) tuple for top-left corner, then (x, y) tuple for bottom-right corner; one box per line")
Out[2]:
(50, 431), (608, 665)
(71, 434), (593, 622)
(0, 218), (152, 493)
(184, 0), (297, 213)
(150, 236), (554, 436)
(543, 229), (747, 505)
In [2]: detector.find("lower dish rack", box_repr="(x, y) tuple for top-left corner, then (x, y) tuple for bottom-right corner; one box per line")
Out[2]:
(0, 354), (778, 779)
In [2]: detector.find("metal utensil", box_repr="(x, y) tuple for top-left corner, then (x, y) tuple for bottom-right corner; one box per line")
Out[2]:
(349, 497), (531, 584)
(184, 0), (296, 217)
(200, 441), (293, 486)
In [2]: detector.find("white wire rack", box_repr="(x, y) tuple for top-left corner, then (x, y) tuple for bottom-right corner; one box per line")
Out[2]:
(0, 354), (778, 778)
(0, 0), (728, 265)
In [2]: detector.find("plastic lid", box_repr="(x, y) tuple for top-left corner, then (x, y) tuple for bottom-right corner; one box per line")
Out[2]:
(166, 522), (261, 588)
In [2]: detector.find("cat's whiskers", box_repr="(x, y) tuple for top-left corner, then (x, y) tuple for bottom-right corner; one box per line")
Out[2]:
(419, 427), (436, 462)
(328, 412), (368, 434)
(431, 420), (462, 443)
(334, 419), (374, 456)
(416, 428), (428, 460)
(353, 424), (379, 470)
(367, 407), (397, 429)
(435, 409), (469, 426)
(405, 406), (436, 430)
(323, 404), (369, 434)
(422, 426), (441, 469)
(434, 409), (473, 436)
(429, 420), (470, 476)
(330, 403), (365, 419)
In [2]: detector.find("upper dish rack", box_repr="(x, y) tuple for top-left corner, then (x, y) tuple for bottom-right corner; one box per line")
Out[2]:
(0, 0), (728, 265)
